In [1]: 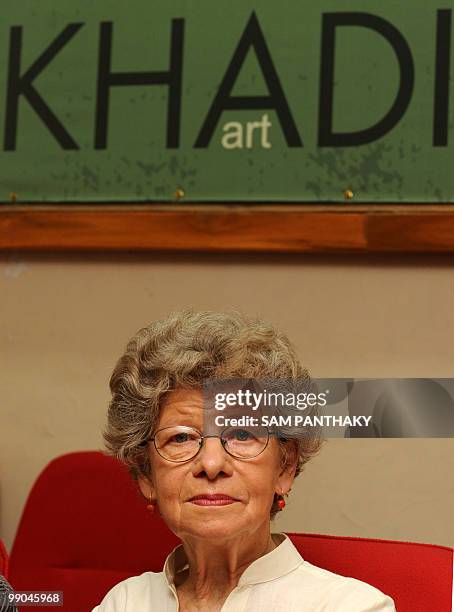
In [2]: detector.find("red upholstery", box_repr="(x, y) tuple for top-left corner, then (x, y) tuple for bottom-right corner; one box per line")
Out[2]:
(288, 532), (453, 612)
(0, 538), (9, 580)
(9, 451), (454, 612)
(9, 452), (179, 611)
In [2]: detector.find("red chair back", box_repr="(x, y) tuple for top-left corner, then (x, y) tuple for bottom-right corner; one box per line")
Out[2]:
(0, 539), (9, 580)
(9, 452), (179, 611)
(9, 451), (454, 612)
(288, 532), (453, 612)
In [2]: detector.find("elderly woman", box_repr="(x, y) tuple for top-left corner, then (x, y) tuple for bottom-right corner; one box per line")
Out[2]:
(93, 310), (395, 611)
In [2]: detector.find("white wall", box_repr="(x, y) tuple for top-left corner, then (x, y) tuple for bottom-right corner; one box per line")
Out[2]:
(1, 252), (454, 552)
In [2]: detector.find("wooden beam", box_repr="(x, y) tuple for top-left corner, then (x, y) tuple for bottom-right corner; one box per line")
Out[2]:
(1, 204), (454, 253)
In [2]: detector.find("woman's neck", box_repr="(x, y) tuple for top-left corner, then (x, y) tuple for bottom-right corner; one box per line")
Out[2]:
(175, 524), (277, 607)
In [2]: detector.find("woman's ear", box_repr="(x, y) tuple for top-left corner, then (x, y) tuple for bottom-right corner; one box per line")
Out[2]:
(276, 440), (298, 494)
(138, 475), (155, 501)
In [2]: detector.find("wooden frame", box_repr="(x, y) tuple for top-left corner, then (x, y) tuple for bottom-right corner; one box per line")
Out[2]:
(1, 204), (454, 253)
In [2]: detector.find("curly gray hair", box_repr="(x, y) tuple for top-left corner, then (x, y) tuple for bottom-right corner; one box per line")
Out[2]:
(104, 309), (323, 518)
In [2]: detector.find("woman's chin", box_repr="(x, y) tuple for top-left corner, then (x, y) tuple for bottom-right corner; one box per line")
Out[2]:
(177, 507), (252, 540)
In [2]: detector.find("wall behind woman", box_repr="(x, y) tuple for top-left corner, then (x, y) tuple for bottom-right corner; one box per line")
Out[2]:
(1, 252), (454, 551)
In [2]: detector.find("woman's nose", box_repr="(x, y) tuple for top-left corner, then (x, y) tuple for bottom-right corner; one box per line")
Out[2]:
(191, 436), (233, 479)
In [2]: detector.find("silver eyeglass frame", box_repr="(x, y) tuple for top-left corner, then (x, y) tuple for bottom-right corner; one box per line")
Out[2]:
(147, 425), (270, 463)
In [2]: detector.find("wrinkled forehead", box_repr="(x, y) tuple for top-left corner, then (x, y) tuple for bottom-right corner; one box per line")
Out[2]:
(156, 385), (263, 434)
(157, 388), (204, 426)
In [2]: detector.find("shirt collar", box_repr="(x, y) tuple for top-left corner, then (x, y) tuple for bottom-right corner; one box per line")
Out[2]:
(163, 533), (303, 588)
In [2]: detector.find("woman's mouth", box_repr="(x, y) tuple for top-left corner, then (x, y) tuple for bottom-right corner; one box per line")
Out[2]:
(188, 494), (238, 506)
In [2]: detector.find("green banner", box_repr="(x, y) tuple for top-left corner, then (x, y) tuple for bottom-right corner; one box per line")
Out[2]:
(0, 1), (452, 202)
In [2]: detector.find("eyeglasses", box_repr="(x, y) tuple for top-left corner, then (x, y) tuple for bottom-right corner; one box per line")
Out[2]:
(148, 425), (270, 462)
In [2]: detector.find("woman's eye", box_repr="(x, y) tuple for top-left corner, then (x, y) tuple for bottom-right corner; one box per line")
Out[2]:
(172, 433), (189, 443)
(233, 429), (252, 441)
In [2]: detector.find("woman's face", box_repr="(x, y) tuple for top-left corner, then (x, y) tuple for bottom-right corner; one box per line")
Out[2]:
(139, 388), (297, 542)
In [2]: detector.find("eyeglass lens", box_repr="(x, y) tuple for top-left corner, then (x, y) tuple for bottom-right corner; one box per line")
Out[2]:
(153, 425), (268, 461)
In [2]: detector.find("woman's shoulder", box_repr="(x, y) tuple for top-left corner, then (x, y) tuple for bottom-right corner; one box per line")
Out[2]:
(290, 560), (395, 610)
(91, 571), (168, 612)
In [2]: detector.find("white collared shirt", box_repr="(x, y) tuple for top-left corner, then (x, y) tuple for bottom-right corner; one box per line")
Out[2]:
(92, 534), (396, 611)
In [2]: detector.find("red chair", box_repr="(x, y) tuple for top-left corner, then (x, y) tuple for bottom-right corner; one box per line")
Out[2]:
(0, 538), (9, 580)
(288, 532), (453, 612)
(9, 451), (454, 611)
(9, 452), (179, 611)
